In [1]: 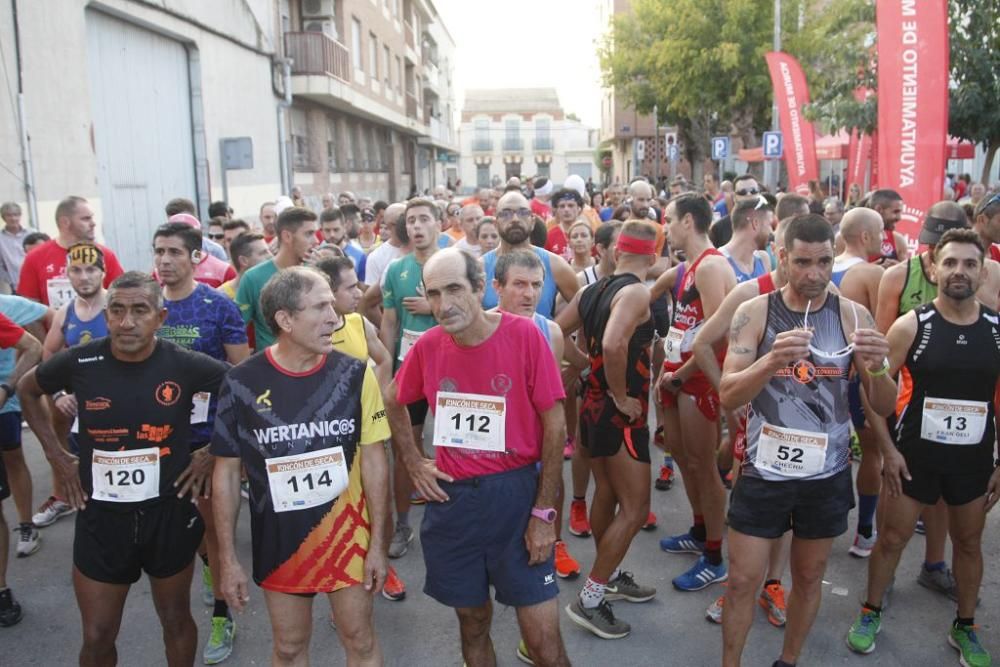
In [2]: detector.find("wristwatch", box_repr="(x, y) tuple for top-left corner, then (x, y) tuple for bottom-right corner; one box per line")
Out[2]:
(670, 377), (684, 388)
(531, 507), (557, 524)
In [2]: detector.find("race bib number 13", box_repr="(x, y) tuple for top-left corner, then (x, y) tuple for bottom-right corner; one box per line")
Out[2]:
(921, 397), (988, 445)
(433, 392), (506, 452)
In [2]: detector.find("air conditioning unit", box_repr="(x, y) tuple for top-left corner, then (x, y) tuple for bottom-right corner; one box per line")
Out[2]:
(304, 20), (338, 40)
(302, 0), (336, 19)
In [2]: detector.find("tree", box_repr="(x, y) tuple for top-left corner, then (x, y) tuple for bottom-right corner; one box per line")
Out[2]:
(599, 0), (799, 182)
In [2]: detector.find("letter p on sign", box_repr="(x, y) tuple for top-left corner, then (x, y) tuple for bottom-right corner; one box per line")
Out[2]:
(711, 136), (730, 160)
(763, 131), (783, 159)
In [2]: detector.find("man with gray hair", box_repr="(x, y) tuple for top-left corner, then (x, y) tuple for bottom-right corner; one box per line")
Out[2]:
(212, 265), (391, 666)
(454, 204), (485, 257)
(0, 202), (29, 293)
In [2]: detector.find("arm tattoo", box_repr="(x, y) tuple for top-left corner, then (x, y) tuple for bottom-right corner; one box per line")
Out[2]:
(729, 312), (750, 346)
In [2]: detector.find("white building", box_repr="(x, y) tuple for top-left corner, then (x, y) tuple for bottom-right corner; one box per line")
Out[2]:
(458, 88), (598, 191)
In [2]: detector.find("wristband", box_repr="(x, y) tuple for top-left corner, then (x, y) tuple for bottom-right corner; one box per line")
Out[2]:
(865, 358), (889, 377)
(53, 390), (68, 399)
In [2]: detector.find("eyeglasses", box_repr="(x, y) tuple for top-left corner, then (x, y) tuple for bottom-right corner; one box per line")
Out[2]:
(208, 233), (225, 240)
(974, 192), (1000, 217)
(802, 298), (859, 359)
(496, 208), (532, 221)
(736, 188), (761, 196)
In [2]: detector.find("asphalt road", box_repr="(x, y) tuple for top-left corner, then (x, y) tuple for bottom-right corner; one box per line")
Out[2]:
(2, 428), (997, 666)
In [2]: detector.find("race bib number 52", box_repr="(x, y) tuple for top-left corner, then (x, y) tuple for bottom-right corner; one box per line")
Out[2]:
(433, 392), (506, 452)
(756, 423), (827, 478)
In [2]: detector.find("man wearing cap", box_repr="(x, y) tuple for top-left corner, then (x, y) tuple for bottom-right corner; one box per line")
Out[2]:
(563, 175), (602, 229)
(531, 178), (554, 221)
(164, 215), (237, 289)
(17, 196), (124, 308)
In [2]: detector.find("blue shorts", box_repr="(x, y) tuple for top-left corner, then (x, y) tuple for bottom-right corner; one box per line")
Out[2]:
(0, 412), (22, 451)
(421, 465), (558, 609)
(848, 377), (865, 430)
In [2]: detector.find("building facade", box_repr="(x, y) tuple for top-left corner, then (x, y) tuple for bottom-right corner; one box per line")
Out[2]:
(458, 88), (598, 192)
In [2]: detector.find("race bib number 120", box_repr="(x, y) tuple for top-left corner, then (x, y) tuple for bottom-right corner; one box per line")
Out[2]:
(433, 392), (506, 452)
(91, 447), (160, 502)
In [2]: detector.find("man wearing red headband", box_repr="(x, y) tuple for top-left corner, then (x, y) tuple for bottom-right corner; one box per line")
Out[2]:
(557, 220), (659, 640)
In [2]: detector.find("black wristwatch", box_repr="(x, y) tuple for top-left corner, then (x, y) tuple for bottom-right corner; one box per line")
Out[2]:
(0, 383), (12, 396)
(670, 377), (684, 388)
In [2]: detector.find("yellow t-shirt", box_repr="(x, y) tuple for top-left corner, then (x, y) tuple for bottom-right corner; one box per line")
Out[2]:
(218, 279), (237, 300)
(331, 313), (369, 362)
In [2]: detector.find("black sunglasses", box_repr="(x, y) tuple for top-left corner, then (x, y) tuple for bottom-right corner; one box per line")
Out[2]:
(736, 188), (761, 196)
(208, 233), (225, 240)
(974, 192), (1000, 217)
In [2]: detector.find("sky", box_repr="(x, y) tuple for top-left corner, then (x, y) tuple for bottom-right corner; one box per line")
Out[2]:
(433, 0), (607, 129)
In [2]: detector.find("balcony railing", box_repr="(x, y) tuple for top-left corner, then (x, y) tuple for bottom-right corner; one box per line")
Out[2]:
(285, 31), (350, 82)
(533, 136), (553, 151)
(472, 138), (493, 151)
(503, 137), (524, 151)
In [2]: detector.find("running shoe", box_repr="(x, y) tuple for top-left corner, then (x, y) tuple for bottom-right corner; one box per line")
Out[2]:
(32, 496), (74, 527)
(914, 518), (926, 534)
(849, 431), (863, 462)
(203, 615), (235, 664)
(201, 562), (214, 607)
(848, 531), (878, 559)
(605, 571), (655, 603)
(654, 465), (674, 491)
(759, 582), (787, 627)
(723, 469), (734, 490)
(565, 598), (630, 640)
(659, 531), (705, 554)
(388, 525), (414, 559)
(554, 541), (580, 580)
(15, 523), (40, 558)
(846, 607), (881, 654)
(672, 556), (728, 592)
(563, 437), (574, 460)
(948, 623), (991, 667)
(918, 566), (958, 601)
(515, 639), (535, 665)
(642, 511), (657, 531)
(706, 593), (725, 624)
(382, 566), (406, 601)
(0, 588), (22, 627)
(409, 491), (427, 506)
(568, 499), (591, 538)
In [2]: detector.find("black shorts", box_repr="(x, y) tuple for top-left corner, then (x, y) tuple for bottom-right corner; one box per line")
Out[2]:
(421, 465), (558, 608)
(579, 420), (651, 464)
(728, 467), (855, 539)
(407, 399), (429, 426)
(650, 294), (670, 337)
(73, 497), (205, 584)
(901, 457), (995, 506)
(0, 411), (22, 451)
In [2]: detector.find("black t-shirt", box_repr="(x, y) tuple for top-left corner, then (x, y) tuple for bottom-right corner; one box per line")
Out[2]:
(35, 338), (228, 508)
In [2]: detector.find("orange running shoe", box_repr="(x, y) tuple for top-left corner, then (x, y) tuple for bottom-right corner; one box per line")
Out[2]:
(758, 582), (787, 627)
(382, 566), (406, 601)
(655, 465), (674, 491)
(554, 540), (581, 580)
(642, 511), (657, 531)
(568, 499), (591, 537)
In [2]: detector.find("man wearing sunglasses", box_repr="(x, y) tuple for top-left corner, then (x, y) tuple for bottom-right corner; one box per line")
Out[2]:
(709, 174), (765, 248)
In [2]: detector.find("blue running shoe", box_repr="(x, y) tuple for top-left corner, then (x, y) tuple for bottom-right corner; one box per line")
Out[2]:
(659, 531), (705, 554)
(672, 556), (728, 591)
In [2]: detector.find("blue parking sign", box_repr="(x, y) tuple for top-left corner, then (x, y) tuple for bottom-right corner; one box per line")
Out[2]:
(711, 136), (730, 160)
(763, 131), (783, 159)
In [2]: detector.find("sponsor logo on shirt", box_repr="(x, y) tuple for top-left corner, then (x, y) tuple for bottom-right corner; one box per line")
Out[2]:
(78, 355), (104, 364)
(155, 381), (181, 406)
(255, 389), (273, 411)
(490, 373), (513, 395)
(252, 420), (356, 445)
(85, 397), (112, 411)
(371, 409), (386, 423)
(137, 424), (174, 444)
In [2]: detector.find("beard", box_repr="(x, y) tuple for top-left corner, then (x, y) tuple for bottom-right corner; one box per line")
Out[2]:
(499, 225), (529, 245)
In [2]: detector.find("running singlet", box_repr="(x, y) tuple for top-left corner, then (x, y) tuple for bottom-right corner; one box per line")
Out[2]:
(210, 350), (390, 593)
(62, 301), (109, 347)
(831, 256), (865, 288)
(665, 248), (722, 365)
(331, 313), (369, 362)
(34, 339), (228, 506)
(895, 303), (1000, 473)
(721, 248), (767, 283)
(898, 255), (937, 316)
(481, 248), (557, 318)
(532, 312), (552, 344)
(744, 292), (853, 481)
(578, 274), (655, 430)
(581, 265), (599, 286)
(382, 254), (437, 365)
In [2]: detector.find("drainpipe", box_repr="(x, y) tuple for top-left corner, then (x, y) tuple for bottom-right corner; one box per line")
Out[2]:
(11, 0), (38, 227)
(276, 57), (292, 195)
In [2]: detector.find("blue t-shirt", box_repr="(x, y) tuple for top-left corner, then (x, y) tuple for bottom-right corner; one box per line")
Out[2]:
(0, 295), (47, 414)
(343, 244), (368, 283)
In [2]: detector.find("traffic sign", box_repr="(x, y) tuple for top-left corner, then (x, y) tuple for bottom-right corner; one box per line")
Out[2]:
(763, 131), (783, 159)
(636, 139), (646, 160)
(711, 136), (730, 160)
(668, 144), (680, 163)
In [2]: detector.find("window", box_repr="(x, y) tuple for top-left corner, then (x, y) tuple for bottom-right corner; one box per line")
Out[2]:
(291, 108), (311, 170)
(535, 118), (552, 151)
(326, 116), (338, 171)
(369, 32), (378, 81)
(473, 119), (490, 151)
(345, 119), (357, 170)
(476, 164), (490, 188)
(504, 119), (522, 151)
(351, 18), (362, 71)
(395, 56), (403, 94)
(536, 161), (550, 179)
(357, 123), (369, 170)
(383, 45), (392, 88)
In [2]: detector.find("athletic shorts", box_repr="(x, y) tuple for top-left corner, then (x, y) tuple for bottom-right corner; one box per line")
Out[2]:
(901, 456), (995, 507)
(579, 420), (650, 463)
(0, 411), (22, 451)
(650, 294), (670, 337)
(407, 398), (429, 426)
(727, 467), (855, 540)
(847, 377), (865, 430)
(659, 366), (721, 423)
(73, 496), (205, 584)
(421, 465), (559, 609)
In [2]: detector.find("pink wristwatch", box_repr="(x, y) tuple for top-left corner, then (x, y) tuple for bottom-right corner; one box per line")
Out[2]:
(531, 507), (557, 523)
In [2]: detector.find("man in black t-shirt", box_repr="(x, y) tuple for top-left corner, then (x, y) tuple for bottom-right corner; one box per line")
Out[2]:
(19, 271), (227, 666)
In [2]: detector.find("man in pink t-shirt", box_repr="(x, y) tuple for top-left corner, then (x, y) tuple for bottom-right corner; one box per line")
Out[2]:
(384, 248), (569, 666)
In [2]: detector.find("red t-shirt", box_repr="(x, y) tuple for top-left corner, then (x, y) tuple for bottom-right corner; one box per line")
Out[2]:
(544, 225), (573, 262)
(530, 198), (552, 220)
(395, 312), (565, 479)
(17, 240), (125, 306)
(193, 254), (237, 288)
(0, 312), (25, 348)
(990, 244), (1000, 264)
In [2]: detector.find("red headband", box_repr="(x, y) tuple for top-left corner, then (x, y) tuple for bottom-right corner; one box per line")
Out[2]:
(616, 233), (656, 256)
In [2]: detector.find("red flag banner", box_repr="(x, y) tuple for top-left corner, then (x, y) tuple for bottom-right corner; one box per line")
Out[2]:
(765, 52), (820, 197)
(846, 88), (873, 195)
(876, 0), (949, 248)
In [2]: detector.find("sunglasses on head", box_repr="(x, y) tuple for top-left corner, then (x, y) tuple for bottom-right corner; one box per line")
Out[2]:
(736, 187), (761, 196)
(974, 192), (1000, 217)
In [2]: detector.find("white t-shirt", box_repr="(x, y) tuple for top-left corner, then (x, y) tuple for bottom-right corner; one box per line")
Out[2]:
(454, 237), (482, 258)
(365, 241), (405, 287)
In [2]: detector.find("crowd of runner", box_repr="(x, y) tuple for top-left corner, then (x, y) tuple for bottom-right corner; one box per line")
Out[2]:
(0, 172), (998, 667)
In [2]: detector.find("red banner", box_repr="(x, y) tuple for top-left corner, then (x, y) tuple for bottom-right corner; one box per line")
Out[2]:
(876, 0), (949, 248)
(846, 88), (873, 196)
(765, 52), (820, 197)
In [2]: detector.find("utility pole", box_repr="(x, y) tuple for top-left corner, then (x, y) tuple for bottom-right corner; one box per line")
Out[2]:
(765, 0), (781, 192)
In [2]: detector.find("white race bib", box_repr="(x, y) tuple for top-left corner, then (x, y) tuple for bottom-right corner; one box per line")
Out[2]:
(266, 448), (349, 513)
(398, 328), (423, 362)
(664, 326), (684, 364)
(91, 447), (160, 502)
(46, 277), (75, 309)
(190, 392), (210, 424)
(433, 391), (506, 452)
(921, 397), (988, 445)
(756, 423), (828, 478)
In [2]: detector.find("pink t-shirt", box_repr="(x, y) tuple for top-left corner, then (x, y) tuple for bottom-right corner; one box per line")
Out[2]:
(395, 312), (565, 480)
